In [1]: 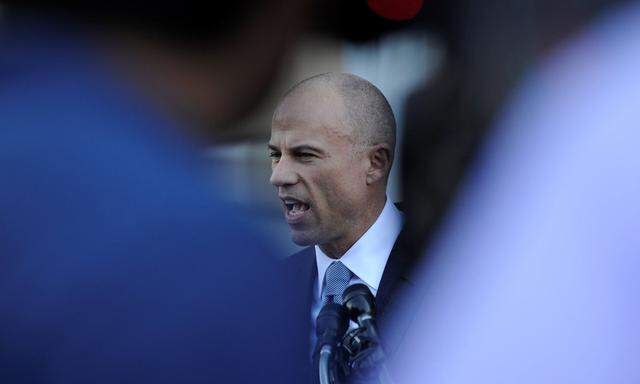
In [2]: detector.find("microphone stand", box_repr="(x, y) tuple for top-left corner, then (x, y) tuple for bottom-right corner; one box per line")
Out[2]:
(357, 314), (393, 384)
(315, 303), (348, 384)
(342, 284), (395, 384)
(318, 344), (334, 384)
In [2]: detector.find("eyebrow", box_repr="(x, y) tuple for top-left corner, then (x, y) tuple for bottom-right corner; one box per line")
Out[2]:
(290, 145), (325, 155)
(268, 144), (325, 155)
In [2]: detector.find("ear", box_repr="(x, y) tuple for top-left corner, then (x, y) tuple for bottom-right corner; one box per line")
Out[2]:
(365, 144), (392, 185)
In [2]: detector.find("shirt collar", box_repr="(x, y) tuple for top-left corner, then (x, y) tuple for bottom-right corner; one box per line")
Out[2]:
(315, 198), (403, 297)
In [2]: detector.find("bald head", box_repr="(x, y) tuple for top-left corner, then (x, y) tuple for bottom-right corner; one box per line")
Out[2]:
(276, 72), (396, 160)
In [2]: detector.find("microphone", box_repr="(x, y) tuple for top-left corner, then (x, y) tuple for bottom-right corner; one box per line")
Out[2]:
(315, 303), (348, 384)
(342, 284), (378, 340)
(342, 284), (394, 384)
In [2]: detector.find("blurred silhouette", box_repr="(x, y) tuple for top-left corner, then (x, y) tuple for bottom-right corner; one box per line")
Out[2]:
(0, 2), (310, 383)
(400, 0), (629, 268)
(392, 0), (640, 382)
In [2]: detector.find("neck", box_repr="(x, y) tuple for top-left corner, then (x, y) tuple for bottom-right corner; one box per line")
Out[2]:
(319, 194), (387, 259)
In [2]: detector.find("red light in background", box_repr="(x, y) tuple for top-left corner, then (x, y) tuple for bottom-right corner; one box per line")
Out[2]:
(367, 0), (424, 21)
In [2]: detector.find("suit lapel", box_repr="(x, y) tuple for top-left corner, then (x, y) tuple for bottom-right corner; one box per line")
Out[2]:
(284, 246), (316, 375)
(376, 229), (410, 315)
(375, 228), (419, 358)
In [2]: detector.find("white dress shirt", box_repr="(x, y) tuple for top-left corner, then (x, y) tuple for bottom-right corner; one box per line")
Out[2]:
(311, 197), (403, 339)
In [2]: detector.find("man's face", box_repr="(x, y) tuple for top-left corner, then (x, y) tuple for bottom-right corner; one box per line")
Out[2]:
(269, 89), (369, 248)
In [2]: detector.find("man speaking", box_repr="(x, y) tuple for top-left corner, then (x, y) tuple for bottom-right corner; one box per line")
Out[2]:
(268, 73), (409, 376)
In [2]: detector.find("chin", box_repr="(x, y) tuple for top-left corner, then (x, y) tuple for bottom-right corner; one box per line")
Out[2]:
(290, 231), (317, 247)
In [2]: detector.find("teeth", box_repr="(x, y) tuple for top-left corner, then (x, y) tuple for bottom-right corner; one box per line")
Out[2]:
(285, 202), (308, 213)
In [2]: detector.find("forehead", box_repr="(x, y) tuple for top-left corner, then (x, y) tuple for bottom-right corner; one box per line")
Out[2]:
(270, 88), (354, 147)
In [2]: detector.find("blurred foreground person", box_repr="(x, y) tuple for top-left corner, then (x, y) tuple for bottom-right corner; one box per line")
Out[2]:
(0, 2), (309, 383)
(395, 1), (640, 382)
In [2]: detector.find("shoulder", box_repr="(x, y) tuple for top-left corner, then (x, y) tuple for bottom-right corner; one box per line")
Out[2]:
(283, 246), (315, 270)
(288, 246), (315, 260)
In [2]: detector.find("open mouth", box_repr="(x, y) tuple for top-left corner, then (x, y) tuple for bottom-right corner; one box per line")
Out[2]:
(282, 198), (310, 223)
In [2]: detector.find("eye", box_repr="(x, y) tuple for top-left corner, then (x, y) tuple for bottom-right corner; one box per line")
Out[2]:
(296, 152), (315, 160)
(269, 151), (281, 161)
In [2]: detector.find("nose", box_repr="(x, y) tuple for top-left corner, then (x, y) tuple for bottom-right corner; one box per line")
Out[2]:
(270, 157), (299, 187)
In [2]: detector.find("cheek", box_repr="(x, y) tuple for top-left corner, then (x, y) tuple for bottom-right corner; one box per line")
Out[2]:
(313, 167), (364, 216)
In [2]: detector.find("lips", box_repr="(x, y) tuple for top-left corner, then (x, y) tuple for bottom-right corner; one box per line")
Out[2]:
(280, 196), (311, 224)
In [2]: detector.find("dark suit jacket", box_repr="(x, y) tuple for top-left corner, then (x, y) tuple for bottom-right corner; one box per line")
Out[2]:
(283, 227), (417, 380)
